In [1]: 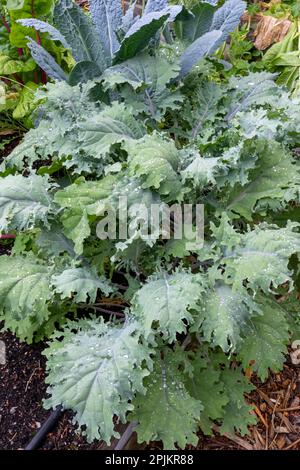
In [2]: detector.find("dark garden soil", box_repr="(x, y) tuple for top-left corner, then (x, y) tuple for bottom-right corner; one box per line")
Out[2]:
(1, 327), (300, 451)
(0, 135), (22, 166)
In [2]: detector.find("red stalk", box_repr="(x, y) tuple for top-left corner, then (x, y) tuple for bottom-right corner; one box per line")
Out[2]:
(0, 15), (11, 33)
(13, 73), (24, 85)
(0, 234), (16, 239)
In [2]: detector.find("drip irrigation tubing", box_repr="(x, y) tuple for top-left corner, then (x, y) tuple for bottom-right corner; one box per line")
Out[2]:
(24, 406), (136, 450)
(24, 406), (63, 450)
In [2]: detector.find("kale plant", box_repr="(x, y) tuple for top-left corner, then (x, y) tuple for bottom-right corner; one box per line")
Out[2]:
(0, 0), (300, 450)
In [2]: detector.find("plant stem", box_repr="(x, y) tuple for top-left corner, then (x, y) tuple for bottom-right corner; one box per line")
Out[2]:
(13, 73), (24, 86)
(0, 15), (10, 33)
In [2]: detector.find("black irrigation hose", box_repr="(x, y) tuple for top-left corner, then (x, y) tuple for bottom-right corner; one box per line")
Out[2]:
(24, 406), (63, 450)
(24, 405), (135, 451)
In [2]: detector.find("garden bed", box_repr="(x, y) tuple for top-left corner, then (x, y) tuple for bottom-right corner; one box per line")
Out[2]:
(1, 328), (300, 450)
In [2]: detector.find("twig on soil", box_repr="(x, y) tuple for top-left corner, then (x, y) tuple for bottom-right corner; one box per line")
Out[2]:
(213, 425), (253, 450)
(283, 437), (300, 450)
(25, 367), (38, 392)
(258, 390), (296, 433)
(251, 403), (269, 429)
(276, 405), (300, 412)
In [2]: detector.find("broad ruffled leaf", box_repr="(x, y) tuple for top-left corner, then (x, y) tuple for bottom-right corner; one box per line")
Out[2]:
(124, 133), (181, 199)
(182, 153), (225, 187)
(103, 53), (182, 119)
(5, 81), (104, 172)
(194, 281), (260, 352)
(132, 271), (207, 342)
(54, 175), (116, 254)
(78, 102), (146, 159)
(219, 364), (256, 435)
(226, 72), (280, 121)
(183, 80), (224, 140)
(237, 297), (290, 380)
(225, 222), (300, 293)
(222, 141), (300, 220)
(0, 254), (54, 342)
(0, 174), (55, 233)
(130, 348), (202, 450)
(54, 174), (116, 213)
(37, 224), (76, 257)
(60, 207), (90, 255)
(89, 0), (122, 59)
(52, 266), (112, 302)
(186, 351), (228, 435)
(44, 318), (152, 443)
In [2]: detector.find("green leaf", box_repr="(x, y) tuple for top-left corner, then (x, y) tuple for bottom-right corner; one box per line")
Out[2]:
(183, 80), (224, 140)
(52, 266), (112, 302)
(211, 0), (246, 43)
(237, 297), (290, 380)
(226, 72), (280, 121)
(0, 174), (55, 233)
(181, 151), (226, 188)
(54, 175), (115, 213)
(124, 133), (181, 199)
(78, 102), (146, 160)
(103, 52), (182, 119)
(12, 81), (38, 119)
(89, 0), (122, 59)
(222, 142), (300, 220)
(60, 207), (90, 255)
(113, 12), (169, 63)
(0, 54), (36, 74)
(54, 175), (117, 254)
(195, 281), (260, 352)
(132, 271), (206, 342)
(0, 254), (54, 342)
(44, 318), (152, 443)
(130, 348), (203, 450)
(179, 29), (222, 77)
(17, 18), (71, 49)
(225, 222), (300, 293)
(179, 2), (215, 42)
(37, 224), (76, 257)
(219, 364), (256, 435)
(186, 351), (228, 435)
(26, 38), (68, 82)
(68, 61), (102, 86)
(54, 0), (107, 70)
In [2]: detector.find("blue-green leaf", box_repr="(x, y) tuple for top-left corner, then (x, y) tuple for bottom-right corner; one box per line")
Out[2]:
(114, 12), (169, 63)
(90, 0), (122, 59)
(54, 0), (107, 71)
(179, 29), (222, 77)
(26, 38), (68, 81)
(17, 18), (71, 49)
(68, 61), (102, 86)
